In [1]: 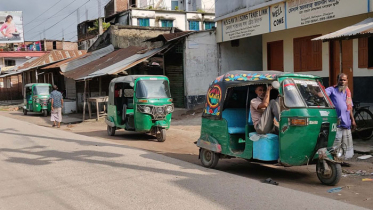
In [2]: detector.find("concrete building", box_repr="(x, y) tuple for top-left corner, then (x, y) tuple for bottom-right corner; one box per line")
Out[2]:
(215, 0), (373, 103)
(147, 30), (218, 109)
(105, 0), (215, 15)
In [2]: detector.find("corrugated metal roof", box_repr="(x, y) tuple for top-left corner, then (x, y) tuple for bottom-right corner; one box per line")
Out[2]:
(63, 46), (146, 80)
(145, 31), (195, 42)
(0, 51), (47, 58)
(42, 52), (90, 69)
(60, 45), (114, 73)
(77, 44), (171, 80)
(13, 50), (86, 72)
(313, 18), (373, 41)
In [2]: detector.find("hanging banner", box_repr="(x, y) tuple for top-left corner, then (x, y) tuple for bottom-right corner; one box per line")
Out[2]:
(0, 11), (24, 44)
(271, 2), (286, 32)
(287, 0), (367, 28)
(222, 7), (270, 42)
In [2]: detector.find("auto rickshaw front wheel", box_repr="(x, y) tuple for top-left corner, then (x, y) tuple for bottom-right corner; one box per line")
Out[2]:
(42, 110), (48, 117)
(200, 148), (219, 168)
(23, 109), (27, 115)
(156, 129), (166, 142)
(107, 125), (116, 136)
(316, 160), (342, 186)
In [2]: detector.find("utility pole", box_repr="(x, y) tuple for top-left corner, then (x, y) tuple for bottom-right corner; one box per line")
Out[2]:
(97, 0), (102, 18)
(77, 8), (80, 24)
(86, 8), (89, 21)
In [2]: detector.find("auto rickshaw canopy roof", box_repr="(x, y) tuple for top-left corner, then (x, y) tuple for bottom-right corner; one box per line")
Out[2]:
(24, 83), (52, 88)
(211, 71), (321, 86)
(110, 75), (169, 85)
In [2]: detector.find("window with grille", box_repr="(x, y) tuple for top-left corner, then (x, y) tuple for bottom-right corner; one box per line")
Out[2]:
(161, 20), (173, 27)
(204, 22), (215, 30)
(171, 1), (179, 10)
(138, 18), (150, 27)
(189, 21), (199, 31)
(5, 59), (15, 66)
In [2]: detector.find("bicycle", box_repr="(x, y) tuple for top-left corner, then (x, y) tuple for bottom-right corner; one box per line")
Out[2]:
(353, 101), (373, 141)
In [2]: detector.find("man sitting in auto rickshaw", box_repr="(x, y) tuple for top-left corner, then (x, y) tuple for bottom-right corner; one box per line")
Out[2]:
(250, 84), (280, 134)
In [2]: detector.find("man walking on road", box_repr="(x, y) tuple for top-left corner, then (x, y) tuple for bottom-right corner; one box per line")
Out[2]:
(50, 85), (63, 128)
(325, 73), (356, 165)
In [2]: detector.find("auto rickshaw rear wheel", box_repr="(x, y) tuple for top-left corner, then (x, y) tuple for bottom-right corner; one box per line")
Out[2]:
(200, 148), (219, 168)
(316, 160), (342, 186)
(23, 109), (27, 115)
(107, 125), (116, 136)
(42, 110), (48, 117)
(156, 129), (166, 142)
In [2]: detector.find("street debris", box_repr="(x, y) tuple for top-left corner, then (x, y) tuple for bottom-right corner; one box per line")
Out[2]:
(328, 187), (342, 193)
(362, 178), (373, 182)
(342, 169), (372, 176)
(358, 155), (373, 160)
(262, 178), (279, 186)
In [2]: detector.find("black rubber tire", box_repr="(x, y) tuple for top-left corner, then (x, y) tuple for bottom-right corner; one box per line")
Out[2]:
(157, 129), (166, 142)
(23, 109), (27, 115)
(107, 125), (116, 136)
(316, 161), (342, 186)
(42, 110), (48, 117)
(200, 148), (219, 168)
(354, 108), (373, 140)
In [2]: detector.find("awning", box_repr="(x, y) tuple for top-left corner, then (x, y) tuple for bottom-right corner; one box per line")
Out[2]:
(63, 46), (146, 80)
(60, 45), (114, 73)
(76, 44), (172, 80)
(145, 31), (195, 43)
(313, 18), (373, 42)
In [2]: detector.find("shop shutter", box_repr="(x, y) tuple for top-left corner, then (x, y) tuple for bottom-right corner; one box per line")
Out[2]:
(358, 37), (368, 68)
(166, 65), (184, 108)
(65, 78), (76, 99)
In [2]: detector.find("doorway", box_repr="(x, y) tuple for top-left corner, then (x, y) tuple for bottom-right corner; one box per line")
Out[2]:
(329, 40), (354, 94)
(267, 40), (284, 71)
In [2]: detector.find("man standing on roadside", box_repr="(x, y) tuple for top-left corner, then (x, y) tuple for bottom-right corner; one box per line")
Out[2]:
(50, 85), (63, 128)
(325, 73), (356, 165)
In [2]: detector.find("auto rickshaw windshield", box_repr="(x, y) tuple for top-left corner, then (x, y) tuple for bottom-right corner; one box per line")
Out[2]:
(136, 80), (171, 99)
(33, 86), (52, 95)
(283, 79), (331, 108)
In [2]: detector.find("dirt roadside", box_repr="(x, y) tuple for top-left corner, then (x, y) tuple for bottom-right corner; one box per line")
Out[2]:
(1, 110), (373, 209)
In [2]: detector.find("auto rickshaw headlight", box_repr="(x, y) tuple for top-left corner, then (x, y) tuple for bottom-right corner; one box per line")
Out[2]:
(144, 106), (151, 113)
(166, 105), (173, 113)
(335, 147), (345, 158)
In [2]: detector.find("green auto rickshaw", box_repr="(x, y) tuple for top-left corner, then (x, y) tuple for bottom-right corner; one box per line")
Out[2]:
(23, 83), (52, 117)
(197, 71), (344, 185)
(106, 75), (174, 142)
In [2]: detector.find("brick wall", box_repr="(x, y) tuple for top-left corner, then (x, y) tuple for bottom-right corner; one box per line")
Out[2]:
(62, 42), (78, 50)
(116, 0), (129, 13)
(0, 74), (23, 101)
(105, 0), (116, 18)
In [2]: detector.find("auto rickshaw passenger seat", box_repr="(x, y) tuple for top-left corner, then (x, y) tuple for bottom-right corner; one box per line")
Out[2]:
(222, 108), (246, 134)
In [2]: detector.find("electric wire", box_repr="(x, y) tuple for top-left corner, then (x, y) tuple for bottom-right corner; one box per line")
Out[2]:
(29, 0), (92, 41)
(24, 0), (64, 26)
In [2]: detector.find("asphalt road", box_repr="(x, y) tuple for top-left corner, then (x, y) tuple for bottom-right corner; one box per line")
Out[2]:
(0, 116), (367, 210)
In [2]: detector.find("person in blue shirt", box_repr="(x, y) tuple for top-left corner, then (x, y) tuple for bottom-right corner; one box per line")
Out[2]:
(50, 85), (64, 128)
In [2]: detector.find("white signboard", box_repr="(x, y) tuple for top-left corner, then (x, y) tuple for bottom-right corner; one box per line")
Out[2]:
(0, 11), (24, 44)
(287, 0), (367, 28)
(222, 7), (269, 42)
(270, 2), (286, 32)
